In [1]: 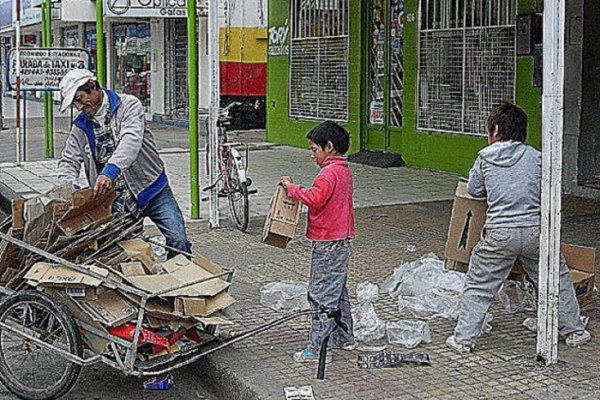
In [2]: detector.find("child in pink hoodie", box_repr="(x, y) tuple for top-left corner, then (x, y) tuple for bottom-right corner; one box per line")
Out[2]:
(280, 121), (356, 363)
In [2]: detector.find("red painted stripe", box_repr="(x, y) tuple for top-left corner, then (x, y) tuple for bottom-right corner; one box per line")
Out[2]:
(220, 62), (266, 97)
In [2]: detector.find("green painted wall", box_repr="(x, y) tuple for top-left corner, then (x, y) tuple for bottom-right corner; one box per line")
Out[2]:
(266, 0), (362, 154)
(267, 0), (542, 176)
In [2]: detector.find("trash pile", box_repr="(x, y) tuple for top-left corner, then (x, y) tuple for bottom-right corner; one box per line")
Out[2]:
(0, 186), (235, 359)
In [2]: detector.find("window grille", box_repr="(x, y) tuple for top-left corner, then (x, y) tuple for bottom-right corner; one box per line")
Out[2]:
(418, 0), (516, 135)
(289, 0), (349, 121)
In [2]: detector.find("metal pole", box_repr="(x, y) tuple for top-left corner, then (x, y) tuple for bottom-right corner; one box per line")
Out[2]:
(43, 0), (54, 158)
(96, 0), (106, 85)
(22, 90), (26, 160)
(15, 0), (22, 165)
(208, 0), (220, 228)
(0, 46), (5, 130)
(188, 0), (199, 219)
(537, 0), (565, 366)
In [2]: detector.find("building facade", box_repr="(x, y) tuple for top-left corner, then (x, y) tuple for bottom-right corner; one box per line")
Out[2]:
(1, 0), (268, 128)
(266, 0), (600, 198)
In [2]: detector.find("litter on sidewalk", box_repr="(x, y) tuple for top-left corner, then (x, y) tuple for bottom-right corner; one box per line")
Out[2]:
(357, 350), (431, 368)
(284, 385), (315, 400)
(352, 282), (385, 343)
(386, 320), (432, 349)
(260, 281), (309, 311)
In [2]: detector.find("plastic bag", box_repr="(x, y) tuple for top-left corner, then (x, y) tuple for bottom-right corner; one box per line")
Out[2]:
(497, 280), (537, 313)
(352, 302), (386, 343)
(260, 282), (309, 311)
(356, 282), (379, 303)
(382, 253), (465, 297)
(398, 288), (461, 320)
(386, 320), (431, 349)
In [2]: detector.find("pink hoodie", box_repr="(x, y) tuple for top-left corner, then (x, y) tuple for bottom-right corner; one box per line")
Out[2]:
(287, 156), (355, 241)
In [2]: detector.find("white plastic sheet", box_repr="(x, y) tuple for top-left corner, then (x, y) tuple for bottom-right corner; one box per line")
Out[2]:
(386, 320), (432, 349)
(260, 282), (309, 311)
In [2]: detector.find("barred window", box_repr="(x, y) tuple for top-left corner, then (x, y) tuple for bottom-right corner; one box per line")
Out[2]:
(418, 0), (516, 135)
(289, 0), (349, 121)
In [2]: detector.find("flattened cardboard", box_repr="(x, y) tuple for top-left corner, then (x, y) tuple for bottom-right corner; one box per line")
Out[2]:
(175, 291), (235, 317)
(125, 255), (229, 297)
(77, 290), (138, 327)
(193, 254), (223, 275)
(262, 185), (301, 248)
(196, 315), (234, 326)
(57, 189), (116, 236)
(25, 262), (109, 288)
(44, 288), (111, 354)
(120, 262), (146, 277)
(444, 181), (487, 264)
(11, 199), (25, 230)
(118, 239), (156, 271)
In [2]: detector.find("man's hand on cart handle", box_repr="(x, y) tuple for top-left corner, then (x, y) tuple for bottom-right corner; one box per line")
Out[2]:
(94, 175), (115, 199)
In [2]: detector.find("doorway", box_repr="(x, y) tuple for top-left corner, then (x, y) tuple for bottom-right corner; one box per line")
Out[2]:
(363, 0), (404, 151)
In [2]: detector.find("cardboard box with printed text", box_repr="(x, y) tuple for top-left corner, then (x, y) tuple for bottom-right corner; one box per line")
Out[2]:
(262, 185), (301, 248)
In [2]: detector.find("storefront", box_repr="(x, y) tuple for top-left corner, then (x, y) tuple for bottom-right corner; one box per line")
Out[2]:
(266, 0), (541, 176)
(111, 22), (152, 111)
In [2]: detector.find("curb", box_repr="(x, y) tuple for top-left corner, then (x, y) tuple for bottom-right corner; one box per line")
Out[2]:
(195, 351), (262, 400)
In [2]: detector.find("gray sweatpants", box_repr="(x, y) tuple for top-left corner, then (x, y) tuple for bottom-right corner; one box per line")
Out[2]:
(454, 226), (584, 344)
(307, 239), (355, 353)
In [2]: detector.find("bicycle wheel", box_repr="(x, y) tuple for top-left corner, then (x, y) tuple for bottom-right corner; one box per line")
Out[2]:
(226, 159), (249, 232)
(0, 291), (83, 400)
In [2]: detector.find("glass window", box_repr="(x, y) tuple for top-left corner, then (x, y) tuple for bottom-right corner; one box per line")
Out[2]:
(289, 0), (349, 121)
(112, 23), (151, 111)
(418, 0), (516, 135)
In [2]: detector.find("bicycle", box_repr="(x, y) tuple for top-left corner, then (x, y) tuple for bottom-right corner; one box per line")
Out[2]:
(203, 102), (256, 232)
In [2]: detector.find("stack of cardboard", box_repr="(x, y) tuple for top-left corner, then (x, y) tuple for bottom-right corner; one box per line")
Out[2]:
(0, 186), (235, 355)
(444, 180), (596, 306)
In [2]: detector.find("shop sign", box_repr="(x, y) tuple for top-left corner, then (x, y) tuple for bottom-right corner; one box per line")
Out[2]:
(7, 48), (91, 91)
(369, 101), (384, 125)
(268, 19), (289, 56)
(105, 0), (207, 18)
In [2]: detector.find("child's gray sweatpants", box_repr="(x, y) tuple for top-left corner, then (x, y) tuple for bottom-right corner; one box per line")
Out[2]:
(454, 226), (585, 344)
(307, 239), (355, 353)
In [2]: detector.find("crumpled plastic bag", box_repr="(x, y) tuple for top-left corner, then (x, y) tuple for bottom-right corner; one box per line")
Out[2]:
(386, 320), (431, 349)
(352, 302), (386, 343)
(356, 282), (379, 303)
(259, 282), (309, 311)
(398, 288), (462, 320)
(381, 253), (465, 297)
(386, 253), (466, 320)
(497, 280), (537, 313)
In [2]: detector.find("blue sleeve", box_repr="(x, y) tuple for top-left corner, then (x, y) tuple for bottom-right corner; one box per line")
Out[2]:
(101, 163), (121, 181)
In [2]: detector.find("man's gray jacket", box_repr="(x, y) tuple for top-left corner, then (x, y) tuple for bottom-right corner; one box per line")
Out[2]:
(58, 89), (168, 207)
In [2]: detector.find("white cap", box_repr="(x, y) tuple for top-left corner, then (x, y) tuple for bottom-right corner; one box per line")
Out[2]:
(59, 69), (96, 112)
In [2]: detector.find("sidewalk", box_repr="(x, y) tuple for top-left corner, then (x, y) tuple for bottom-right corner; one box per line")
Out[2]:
(0, 125), (599, 399)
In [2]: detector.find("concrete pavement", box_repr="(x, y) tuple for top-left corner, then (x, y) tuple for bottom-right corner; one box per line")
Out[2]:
(0, 113), (599, 400)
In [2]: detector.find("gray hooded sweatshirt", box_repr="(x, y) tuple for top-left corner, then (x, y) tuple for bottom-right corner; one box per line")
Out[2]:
(468, 140), (541, 228)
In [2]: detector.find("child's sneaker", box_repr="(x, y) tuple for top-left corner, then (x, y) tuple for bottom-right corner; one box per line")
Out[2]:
(565, 330), (591, 347)
(293, 349), (332, 363)
(445, 335), (473, 355)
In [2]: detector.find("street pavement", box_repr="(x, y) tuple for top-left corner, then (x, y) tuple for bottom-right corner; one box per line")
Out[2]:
(0, 97), (599, 400)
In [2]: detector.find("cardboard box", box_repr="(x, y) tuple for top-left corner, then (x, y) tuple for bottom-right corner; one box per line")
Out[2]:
(262, 185), (301, 248)
(444, 181), (487, 264)
(562, 243), (595, 306)
(175, 291), (235, 317)
(124, 255), (230, 297)
(24, 262), (109, 301)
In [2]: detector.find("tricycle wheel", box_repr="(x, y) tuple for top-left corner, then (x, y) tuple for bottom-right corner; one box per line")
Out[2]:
(0, 291), (83, 400)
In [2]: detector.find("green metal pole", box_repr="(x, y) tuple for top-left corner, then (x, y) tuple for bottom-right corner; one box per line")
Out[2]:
(96, 0), (106, 85)
(43, 0), (54, 158)
(188, 0), (199, 219)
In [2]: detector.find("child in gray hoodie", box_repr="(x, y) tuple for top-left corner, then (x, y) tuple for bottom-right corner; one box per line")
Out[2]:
(446, 103), (590, 354)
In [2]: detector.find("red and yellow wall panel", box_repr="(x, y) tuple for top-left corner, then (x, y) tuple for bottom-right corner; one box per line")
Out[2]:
(219, 26), (267, 97)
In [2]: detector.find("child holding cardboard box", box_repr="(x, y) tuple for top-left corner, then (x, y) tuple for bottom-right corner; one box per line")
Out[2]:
(280, 121), (356, 363)
(446, 103), (590, 354)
